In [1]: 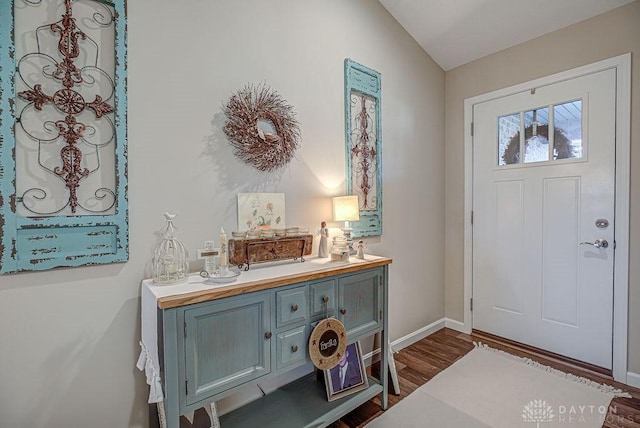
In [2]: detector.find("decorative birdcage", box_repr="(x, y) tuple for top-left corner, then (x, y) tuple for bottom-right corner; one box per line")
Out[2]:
(152, 213), (189, 285)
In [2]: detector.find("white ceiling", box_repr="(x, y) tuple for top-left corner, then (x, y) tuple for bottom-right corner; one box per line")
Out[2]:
(378, 0), (635, 71)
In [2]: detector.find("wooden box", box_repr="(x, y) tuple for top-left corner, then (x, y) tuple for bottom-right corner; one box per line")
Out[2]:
(229, 235), (313, 270)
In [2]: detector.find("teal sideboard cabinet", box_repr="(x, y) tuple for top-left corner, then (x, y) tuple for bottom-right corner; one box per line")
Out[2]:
(142, 256), (392, 428)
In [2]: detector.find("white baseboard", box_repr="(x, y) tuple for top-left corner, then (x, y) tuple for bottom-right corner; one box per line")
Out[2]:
(627, 371), (640, 388)
(363, 318), (446, 363)
(391, 318), (446, 352)
(444, 318), (466, 333)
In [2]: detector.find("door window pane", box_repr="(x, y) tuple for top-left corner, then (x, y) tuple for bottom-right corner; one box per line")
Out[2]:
(523, 107), (549, 163)
(553, 100), (582, 160)
(498, 113), (520, 165)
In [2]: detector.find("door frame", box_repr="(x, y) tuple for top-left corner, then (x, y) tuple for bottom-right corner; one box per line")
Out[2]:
(462, 54), (631, 382)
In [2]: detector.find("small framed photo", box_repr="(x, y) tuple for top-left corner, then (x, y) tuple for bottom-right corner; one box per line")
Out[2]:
(324, 341), (369, 401)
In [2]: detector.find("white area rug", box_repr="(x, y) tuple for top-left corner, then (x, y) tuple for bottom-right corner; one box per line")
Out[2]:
(367, 344), (630, 428)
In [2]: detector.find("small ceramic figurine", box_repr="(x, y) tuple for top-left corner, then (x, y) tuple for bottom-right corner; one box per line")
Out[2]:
(356, 240), (365, 259)
(318, 221), (329, 258)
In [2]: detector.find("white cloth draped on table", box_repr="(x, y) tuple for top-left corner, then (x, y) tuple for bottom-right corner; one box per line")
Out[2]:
(136, 341), (163, 403)
(138, 281), (166, 404)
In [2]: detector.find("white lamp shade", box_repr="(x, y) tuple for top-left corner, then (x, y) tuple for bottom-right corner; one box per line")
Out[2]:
(332, 195), (360, 222)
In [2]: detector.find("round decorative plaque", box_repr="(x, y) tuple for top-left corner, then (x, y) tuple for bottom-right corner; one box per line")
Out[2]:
(308, 317), (347, 370)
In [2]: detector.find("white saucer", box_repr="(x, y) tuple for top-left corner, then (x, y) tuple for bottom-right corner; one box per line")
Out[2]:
(205, 269), (241, 284)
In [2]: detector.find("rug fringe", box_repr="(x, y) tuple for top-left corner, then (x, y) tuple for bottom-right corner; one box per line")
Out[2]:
(472, 342), (631, 398)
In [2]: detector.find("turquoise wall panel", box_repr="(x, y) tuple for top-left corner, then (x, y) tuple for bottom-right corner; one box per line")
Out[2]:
(344, 59), (383, 237)
(0, 0), (128, 273)
(0, 1), (18, 273)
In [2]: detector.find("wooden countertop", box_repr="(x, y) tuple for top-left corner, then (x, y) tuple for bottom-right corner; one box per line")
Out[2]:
(144, 255), (392, 310)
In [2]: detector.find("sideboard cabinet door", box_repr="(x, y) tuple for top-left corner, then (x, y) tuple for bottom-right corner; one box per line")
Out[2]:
(338, 268), (382, 339)
(183, 293), (271, 405)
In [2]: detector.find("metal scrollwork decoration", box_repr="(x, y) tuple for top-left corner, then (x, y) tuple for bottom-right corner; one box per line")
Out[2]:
(223, 83), (301, 172)
(350, 93), (378, 210)
(16, 0), (116, 215)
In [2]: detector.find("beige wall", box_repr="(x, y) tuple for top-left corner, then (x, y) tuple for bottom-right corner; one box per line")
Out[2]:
(444, 1), (640, 373)
(0, 1), (445, 427)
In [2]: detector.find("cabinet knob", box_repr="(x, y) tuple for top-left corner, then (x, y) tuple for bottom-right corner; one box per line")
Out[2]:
(291, 304), (299, 312)
(265, 331), (272, 340)
(340, 308), (347, 315)
(322, 295), (329, 303)
(291, 345), (299, 353)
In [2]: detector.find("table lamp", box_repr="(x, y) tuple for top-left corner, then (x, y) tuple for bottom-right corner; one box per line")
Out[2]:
(332, 195), (360, 255)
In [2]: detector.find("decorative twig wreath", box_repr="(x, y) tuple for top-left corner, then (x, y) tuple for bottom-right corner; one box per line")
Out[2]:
(223, 83), (301, 172)
(503, 124), (574, 164)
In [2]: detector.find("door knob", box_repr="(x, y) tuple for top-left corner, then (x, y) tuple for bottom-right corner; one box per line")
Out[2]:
(580, 239), (609, 249)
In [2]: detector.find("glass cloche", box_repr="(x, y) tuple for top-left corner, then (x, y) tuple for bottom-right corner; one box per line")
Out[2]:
(152, 212), (189, 284)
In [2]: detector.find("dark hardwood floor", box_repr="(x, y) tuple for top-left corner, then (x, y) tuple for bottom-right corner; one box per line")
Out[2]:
(332, 328), (640, 428)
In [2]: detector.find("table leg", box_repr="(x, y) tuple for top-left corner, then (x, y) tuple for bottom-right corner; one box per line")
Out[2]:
(157, 403), (167, 428)
(373, 332), (400, 398)
(387, 344), (400, 395)
(207, 402), (220, 428)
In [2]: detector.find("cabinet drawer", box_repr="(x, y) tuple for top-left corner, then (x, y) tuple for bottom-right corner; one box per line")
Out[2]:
(276, 325), (307, 370)
(310, 279), (336, 317)
(276, 286), (308, 328)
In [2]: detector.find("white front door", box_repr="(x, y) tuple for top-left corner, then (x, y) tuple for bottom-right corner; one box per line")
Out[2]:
(472, 68), (616, 369)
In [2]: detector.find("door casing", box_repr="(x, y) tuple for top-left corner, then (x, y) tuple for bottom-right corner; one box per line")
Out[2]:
(462, 54), (631, 382)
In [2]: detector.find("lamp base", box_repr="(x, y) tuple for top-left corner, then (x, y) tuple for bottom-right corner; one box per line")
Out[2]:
(342, 228), (357, 256)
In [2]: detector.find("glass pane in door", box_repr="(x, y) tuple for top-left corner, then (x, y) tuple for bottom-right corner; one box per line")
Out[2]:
(553, 100), (582, 160)
(523, 107), (549, 163)
(498, 113), (520, 165)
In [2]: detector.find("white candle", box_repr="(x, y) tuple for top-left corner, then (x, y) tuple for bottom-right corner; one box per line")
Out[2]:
(219, 227), (228, 267)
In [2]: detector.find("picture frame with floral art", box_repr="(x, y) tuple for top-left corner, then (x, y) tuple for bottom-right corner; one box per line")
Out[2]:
(237, 193), (285, 231)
